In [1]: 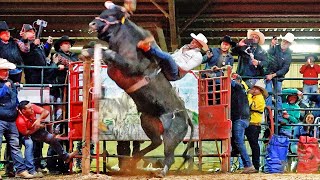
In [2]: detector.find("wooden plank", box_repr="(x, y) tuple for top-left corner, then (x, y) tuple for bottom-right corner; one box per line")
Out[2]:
(178, 0), (213, 36)
(168, 0), (178, 51)
(81, 56), (91, 175)
(156, 27), (168, 52)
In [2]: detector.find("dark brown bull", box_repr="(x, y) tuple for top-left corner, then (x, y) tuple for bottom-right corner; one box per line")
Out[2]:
(85, 5), (194, 177)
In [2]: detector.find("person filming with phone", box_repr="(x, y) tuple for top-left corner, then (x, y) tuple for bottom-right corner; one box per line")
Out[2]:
(232, 29), (267, 88)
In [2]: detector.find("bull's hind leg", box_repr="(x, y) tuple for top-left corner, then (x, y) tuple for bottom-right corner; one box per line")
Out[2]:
(160, 111), (188, 177)
(131, 113), (163, 165)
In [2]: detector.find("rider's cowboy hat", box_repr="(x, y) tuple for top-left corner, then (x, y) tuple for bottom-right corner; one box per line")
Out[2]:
(0, 21), (14, 32)
(280, 32), (295, 44)
(253, 79), (268, 98)
(219, 35), (236, 47)
(247, 29), (265, 45)
(54, 35), (75, 52)
(190, 33), (209, 51)
(0, 58), (16, 70)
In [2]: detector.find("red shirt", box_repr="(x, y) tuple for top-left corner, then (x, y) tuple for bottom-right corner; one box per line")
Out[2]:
(16, 104), (43, 136)
(300, 64), (320, 85)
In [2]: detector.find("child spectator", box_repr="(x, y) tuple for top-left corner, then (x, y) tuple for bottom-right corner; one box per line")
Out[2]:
(280, 89), (302, 137)
(291, 113), (318, 172)
(245, 79), (267, 171)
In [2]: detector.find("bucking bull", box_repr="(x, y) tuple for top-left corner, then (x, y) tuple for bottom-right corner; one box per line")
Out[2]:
(82, 3), (194, 178)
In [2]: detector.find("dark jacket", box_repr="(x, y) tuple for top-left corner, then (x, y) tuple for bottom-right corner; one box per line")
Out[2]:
(0, 80), (18, 122)
(202, 48), (234, 79)
(0, 38), (23, 65)
(309, 95), (320, 118)
(202, 48), (234, 68)
(233, 45), (267, 78)
(21, 42), (52, 84)
(54, 50), (78, 84)
(231, 80), (250, 121)
(267, 44), (292, 80)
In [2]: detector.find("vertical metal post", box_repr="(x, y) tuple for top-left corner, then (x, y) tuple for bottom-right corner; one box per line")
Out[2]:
(274, 78), (279, 135)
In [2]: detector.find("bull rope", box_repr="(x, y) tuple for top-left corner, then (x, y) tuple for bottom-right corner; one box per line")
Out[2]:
(46, 113), (81, 125)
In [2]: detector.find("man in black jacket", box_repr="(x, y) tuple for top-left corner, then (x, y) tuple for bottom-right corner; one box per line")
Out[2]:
(0, 21), (28, 83)
(265, 33), (295, 109)
(232, 29), (267, 88)
(231, 74), (257, 173)
(20, 24), (53, 84)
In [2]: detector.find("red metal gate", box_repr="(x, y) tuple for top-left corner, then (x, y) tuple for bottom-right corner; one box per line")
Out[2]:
(198, 67), (232, 172)
(68, 61), (103, 172)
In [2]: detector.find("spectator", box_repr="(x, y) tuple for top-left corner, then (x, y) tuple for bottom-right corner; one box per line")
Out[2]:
(51, 36), (78, 171)
(280, 88), (302, 138)
(290, 113), (318, 172)
(230, 74), (257, 173)
(0, 58), (34, 179)
(20, 24), (53, 84)
(309, 94), (320, 118)
(137, 33), (208, 81)
(52, 35), (77, 121)
(245, 79), (267, 171)
(202, 35), (236, 76)
(16, 100), (78, 176)
(299, 54), (320, 107)
(293, 113), (318, 146)
(202, 35), (236, 104)
(232, 29), (267, 88)
(265, 32), (295, 111)
(0, 21), (27, 83)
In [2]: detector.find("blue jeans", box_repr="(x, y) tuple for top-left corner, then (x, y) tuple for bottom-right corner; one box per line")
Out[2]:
(31, 129), (68, 161)
(232, 119), (252, 168)
(0, 120), (26, 174)
(21, 136), (35, 174)
(302, 84), (318, 106)
(265, 79), (282, 108)
(266, 79), (283, 122)
(148, 47), (179, 81)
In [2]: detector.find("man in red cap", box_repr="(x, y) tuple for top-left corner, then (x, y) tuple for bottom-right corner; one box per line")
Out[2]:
(0, 21), (29, 83)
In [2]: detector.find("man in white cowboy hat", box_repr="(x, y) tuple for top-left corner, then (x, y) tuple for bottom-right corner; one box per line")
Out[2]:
(265, 32), (295, 110)
(245, 79), (267, 172)
(137, 32), (208, 81)
(0, 58), (35, 179)
(233, 29), (267, 88)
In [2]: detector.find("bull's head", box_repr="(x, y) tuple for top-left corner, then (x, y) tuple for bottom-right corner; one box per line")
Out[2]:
(89, 6), (126, 41)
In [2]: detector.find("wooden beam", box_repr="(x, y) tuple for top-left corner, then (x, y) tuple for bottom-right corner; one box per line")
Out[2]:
(81, 56), (92, 175)
(150, 0), (169, 18)
(178, 0), (213, 36)
(156, 27), (168, 51)
(168, 0), (178, 51)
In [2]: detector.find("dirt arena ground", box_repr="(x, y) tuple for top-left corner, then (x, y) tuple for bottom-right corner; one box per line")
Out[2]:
(38, 172), (320, 180)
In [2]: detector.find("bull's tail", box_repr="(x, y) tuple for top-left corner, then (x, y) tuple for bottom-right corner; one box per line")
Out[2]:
(177, 111), (194, 170)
